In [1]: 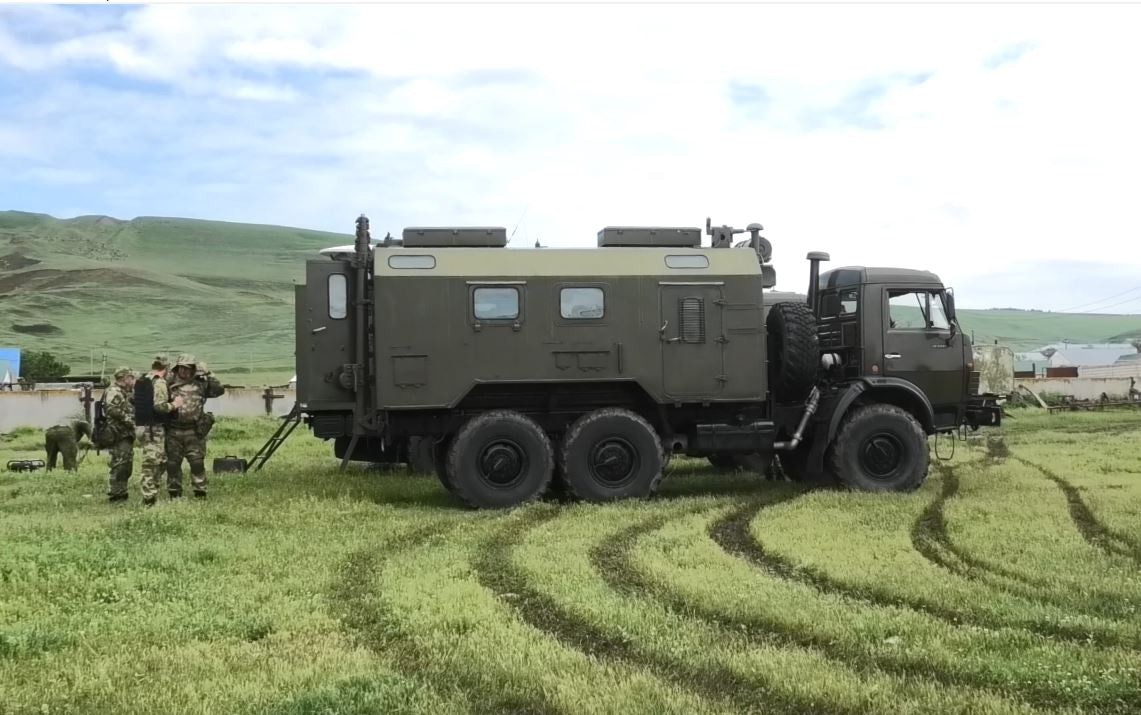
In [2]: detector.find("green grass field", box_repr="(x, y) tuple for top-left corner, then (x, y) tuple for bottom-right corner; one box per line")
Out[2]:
(3, 210), (1140, 388)
(1, 409), (1139, 714)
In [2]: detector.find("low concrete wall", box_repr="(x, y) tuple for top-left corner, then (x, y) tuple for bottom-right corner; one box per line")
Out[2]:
(1015, 377), (1134, 401)
(0, 388), (296, 432)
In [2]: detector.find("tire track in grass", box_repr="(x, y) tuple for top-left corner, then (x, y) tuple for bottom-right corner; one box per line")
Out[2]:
(328, 522), (563, 715)
(605, 499), (1139, 713)
(911, 461), (1138, 625)
(471, 503), (856, 715)
(1013, 455), (1141, 566)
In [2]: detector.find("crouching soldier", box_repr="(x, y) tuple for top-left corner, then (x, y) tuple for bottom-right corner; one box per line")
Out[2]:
(136, 356), (183, 507)
(44, 419), (92, 471)
(165, 354), (224, 499)
(98, 367), (137, 503)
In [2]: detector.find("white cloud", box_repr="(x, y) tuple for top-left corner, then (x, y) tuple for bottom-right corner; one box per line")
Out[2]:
(2, 4), (1141, 314)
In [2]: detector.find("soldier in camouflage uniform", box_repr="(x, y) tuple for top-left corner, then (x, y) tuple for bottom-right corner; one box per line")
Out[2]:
(165, 354), (225, 499)
(103, 367), (137, 503)
(138, 356), (183, 507)
(44, 419), (92, 471)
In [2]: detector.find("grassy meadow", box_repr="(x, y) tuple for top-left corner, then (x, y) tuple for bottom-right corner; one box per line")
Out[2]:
(3, 210), (1140, 389)
(1, 408), (1140, 714)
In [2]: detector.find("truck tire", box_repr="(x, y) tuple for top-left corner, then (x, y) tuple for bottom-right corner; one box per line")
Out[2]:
(707, 453), (739, 472)
(407, 436), (435, 475)
(433, 436), (453, 491)
(827, 404), (928, 492)
(446, 411), (554, 509)
(767, 301), (818, 402)
(560, 408), (664, 502)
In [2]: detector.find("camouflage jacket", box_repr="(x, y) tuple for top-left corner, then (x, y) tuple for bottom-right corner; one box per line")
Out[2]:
(150, 373), (176, 416)
(167, 374), (224, 428)
(103, 383), (135, 431)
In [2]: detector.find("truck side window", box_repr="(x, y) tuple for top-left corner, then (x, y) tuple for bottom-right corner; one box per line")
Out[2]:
(473, 287), (519, 320)
(560, 287), (605, 319)
(820, 288), (858, 318)
(889, 290), (949, 330)
(328, 274), (347, 320)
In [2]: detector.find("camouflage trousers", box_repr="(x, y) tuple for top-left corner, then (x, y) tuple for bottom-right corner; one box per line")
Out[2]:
(166, 426), (207, 495)
(44, 427), (78, 471)
(106, 438), (135, 499)
(137, 425), (167, 503)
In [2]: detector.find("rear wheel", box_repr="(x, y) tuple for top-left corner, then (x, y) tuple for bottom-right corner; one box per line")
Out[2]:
(447, 411), (553, 509)
(827, 404), (928, 492)
(560, 408), (663, 502)
(707, 453), (738, 472)
(433, 436), (453, 491)
(407, 436), (435, 475)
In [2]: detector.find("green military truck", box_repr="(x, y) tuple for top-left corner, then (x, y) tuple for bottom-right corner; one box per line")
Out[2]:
(294, 215), (1001, 508)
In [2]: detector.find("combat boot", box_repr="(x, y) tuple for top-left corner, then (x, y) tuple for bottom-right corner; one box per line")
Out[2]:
(169, 489), (183, 499)
(108, 494), (128, 504)
(193, 490), (207, 500)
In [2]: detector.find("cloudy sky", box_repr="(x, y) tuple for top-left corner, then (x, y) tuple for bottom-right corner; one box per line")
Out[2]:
(2, 3), (1140, 313)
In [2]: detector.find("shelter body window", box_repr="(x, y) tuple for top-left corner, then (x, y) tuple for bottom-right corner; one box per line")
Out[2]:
(473, 287), (520, 320)
(328, 274), (347, 320)
(388, 255), (436, 269)
(888, 289), (949, 330)
(560, 287), (605, 319)
(664, 255), (710, 269)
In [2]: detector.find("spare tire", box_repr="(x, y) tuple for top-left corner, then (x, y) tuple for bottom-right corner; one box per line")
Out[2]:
(766, 301), (818, 402)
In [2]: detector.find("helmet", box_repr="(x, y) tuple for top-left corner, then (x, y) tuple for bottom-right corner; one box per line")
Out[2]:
(152, 354), (170, 370)
(174, 354), (197, 369)
(113, 366), (134, 380)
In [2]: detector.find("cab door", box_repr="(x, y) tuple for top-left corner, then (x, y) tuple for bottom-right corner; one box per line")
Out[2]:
(660, 282), (725, 398)
(880, 286), (965, 427)
(296, 259), (357, 411)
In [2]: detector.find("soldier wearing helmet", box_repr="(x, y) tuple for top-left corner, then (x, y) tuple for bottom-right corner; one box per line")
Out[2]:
(102, 366), (137, 503)
(138, 354), (182, 507)
(165, 353), (225, 499)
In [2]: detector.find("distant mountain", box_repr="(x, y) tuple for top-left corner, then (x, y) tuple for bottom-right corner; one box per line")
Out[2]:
(1, 210), (1138, 382)
(0, 211), (349, 382)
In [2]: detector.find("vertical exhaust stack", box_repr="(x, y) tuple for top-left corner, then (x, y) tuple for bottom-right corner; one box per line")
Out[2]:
(806, 251), (830, 311)
(352, 215), (370, 429)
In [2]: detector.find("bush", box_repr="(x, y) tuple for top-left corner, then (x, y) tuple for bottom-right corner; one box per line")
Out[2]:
(21, 350), (71, 381)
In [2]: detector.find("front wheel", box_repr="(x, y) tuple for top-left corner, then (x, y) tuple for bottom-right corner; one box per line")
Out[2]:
(827, 404), (928, 492)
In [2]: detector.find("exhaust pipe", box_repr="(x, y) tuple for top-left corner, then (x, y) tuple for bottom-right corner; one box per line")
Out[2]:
(774, 386), (821, 451)
(806, 251), (830, 311)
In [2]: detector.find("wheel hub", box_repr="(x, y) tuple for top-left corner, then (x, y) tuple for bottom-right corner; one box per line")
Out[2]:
(589, 439), (638, 486)
(859, 433), (904, 478)
(479, 440), (526, 487)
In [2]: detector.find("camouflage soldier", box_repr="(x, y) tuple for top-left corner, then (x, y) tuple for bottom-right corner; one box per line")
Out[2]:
(137, 355), (183, 507)
(44, 419), (92, 471)
(102, 367), (137, 503)
(165, 354), (224, 499)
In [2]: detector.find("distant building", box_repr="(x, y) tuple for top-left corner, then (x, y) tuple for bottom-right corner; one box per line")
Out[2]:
(1014, 343), (1137, 377)
(0, 347), (19, 390)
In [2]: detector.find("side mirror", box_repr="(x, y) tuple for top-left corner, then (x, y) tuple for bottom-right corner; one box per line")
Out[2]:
(945, 289), (956, 320)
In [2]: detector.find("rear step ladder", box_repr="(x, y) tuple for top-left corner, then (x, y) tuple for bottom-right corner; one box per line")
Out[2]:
(248, 402), (303, 472)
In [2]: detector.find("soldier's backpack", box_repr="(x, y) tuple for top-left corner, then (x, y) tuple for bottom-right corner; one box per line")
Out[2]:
(92, 397), (116, 449)
(133, 376), (174, 427)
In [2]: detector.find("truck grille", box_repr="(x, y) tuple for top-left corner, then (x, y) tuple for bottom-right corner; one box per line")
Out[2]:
(968, 371), (981, 395)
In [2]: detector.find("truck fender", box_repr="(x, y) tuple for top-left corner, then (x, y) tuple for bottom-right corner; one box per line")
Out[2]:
(804, 378), (936, 479)
(825, 377), (936, 444)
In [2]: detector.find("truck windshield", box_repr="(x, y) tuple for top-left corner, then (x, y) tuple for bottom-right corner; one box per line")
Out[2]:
(888, 290), (949, 330)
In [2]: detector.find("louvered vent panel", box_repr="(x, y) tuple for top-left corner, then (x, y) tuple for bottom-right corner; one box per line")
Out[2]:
(679, 297), (706, 343)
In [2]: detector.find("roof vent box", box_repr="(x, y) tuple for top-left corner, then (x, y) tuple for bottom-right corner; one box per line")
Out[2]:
(597, 226), (701, 248)
(402, 227), (508, 248)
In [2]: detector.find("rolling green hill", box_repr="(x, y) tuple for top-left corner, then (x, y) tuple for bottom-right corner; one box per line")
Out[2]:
(1, 210), (1139, 385)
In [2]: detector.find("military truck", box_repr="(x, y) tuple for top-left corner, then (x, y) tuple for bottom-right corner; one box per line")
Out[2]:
(294, 215), (1000, 508)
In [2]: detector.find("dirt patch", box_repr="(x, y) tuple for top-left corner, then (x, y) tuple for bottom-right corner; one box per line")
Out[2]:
(11, 323), (62, 335)
(0, 253), (40, 271)
(0, 268), (162, 294)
